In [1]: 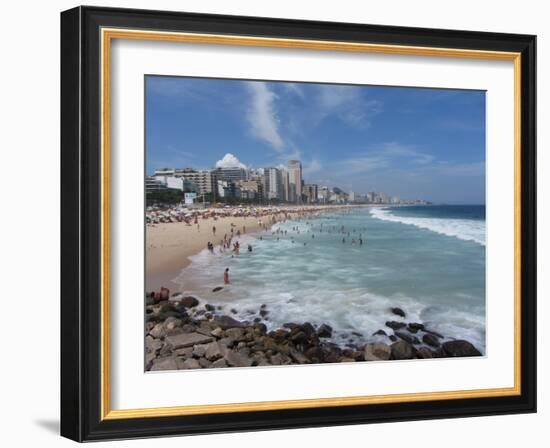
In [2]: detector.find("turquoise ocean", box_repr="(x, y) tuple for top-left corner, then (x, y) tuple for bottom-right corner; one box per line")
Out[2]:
(175, 205), (486, 353)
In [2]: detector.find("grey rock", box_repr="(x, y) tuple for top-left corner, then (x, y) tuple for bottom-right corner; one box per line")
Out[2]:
(395, 331), (421, 345)
(391, 341), (414, 360)
(205, 341), (226, 361)
(199, 358), (212, 368)
(212, 286), (224, 292)
(225, 327), (246, 341)
(205, 303), (215, 311)
(391, 307), (406, 318)
(192, 344), (208, 358)
(416, 347), (434, 359)
(408, 322), (425, 332)
(180, 296), (200, 308)
(364, 343), (392, 361)
(180, 358), (201, 369)
(424, 329), (445, 339)
(442, 340), (482, 357)
(175, 347), (193, 358)
(211, 358), (228, 368)
(372, 329), (387, 337)
(149, 323), (166, 339)
(317, 324), (333, 338)
(289, 348), (310, 364)
(386, 321), (407, 330)
(225, 350), (253, 367)
(165, 332), (213, 349)
(422, 333), (441, 348)
(212, 315), (246, 329)
(150, 357), (178, 371)
(210, 327), (224, 338)
(145, 335), (162, 353)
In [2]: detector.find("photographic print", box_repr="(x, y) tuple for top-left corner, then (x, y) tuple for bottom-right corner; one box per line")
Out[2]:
(144, 76), (486, 371)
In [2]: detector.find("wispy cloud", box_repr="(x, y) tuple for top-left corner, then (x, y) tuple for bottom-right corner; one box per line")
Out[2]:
(332, 142), (434, 176)
(245, 82), (284, 151)
(316, 85), (383, 128)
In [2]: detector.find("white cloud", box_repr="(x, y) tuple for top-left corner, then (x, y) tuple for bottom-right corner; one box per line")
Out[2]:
(246, 82), (284, 151)
(215, 153), (247, 169)
(316, 85), (383, 128)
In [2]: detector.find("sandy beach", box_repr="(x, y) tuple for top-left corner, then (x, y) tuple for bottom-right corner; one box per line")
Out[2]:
(146, 216), (267, 292)
(145, 205), (357, 292)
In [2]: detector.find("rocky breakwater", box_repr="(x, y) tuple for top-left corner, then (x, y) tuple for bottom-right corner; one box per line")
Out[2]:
(145, 296), (483, 371)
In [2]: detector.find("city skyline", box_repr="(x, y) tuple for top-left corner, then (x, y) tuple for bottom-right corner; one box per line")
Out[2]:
(148, 155), (429, 206)
(146, 76), (486, 204)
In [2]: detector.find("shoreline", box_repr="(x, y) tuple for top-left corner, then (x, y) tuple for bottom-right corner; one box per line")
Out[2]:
(145, 297), (483, 371)
(146, 204), (365, 292)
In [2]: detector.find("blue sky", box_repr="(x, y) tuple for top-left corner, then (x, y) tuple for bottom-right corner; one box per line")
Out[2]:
(146, 76), (486, 204)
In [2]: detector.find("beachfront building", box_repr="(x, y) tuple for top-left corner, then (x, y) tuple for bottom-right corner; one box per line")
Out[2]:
(378, 192), (390, 203)
(153, 168), (217, 196)
(217, 180), (241, 199)
(318, 186), (330, 203)
(303, 184), (319, 204)
(239, 179), (263, 202)
(145, 176), (167, 194)
(263, 167), (283, 201)
(391, 196), (401, 204)
(280, 168), (290, 202)
(287, 160), (303, 203)
(213, 166), (248, 183)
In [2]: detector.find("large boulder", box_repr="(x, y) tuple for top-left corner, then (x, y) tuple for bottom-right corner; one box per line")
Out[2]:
(416, 347), (434, 359)
(442, 340), (482, 357)
(391, 341), (414, 360)
(225, 350), (253, 367)
(165, 332), (213, 349)
(205, 341), (226, 361)
(390, 307), (406, 318)
(180, 358), (201, 369)
(395, 331), (420, 345)
(317, 324), (333, 338)
(386, 321), (407, 330)
(407, 323), (425, 333)
(212, 315), (247, 330)
(149, 322), (166, 339)
(180, 296), (199, 308)
(225, 327), (246, 341)
(364, 343), (391, 361)
(150, 357), (178, 371)
(422, 333), (441, 348)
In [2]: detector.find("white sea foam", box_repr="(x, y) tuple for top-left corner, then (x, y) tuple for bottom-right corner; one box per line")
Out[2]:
(370, 207), (486, 246)
(171, 210), (486, 353)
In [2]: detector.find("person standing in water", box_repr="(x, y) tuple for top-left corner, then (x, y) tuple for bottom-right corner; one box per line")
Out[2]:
(224, 268), (230, 284)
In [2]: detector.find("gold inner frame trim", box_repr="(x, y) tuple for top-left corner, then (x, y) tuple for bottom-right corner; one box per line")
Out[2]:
(100, 27), (522, 421)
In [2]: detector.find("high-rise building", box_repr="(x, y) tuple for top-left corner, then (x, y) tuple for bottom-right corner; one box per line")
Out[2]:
(263, 167), (283, 201)
(304, 184), (319, 203)
(287, 160), (302, 203)
(239, 180), (263, 202)
(213, 167), (248, 183)
(281, 168), (290, 202)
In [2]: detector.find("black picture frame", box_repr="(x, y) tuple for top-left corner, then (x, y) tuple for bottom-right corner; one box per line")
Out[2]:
(61, 5), (536, 442)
